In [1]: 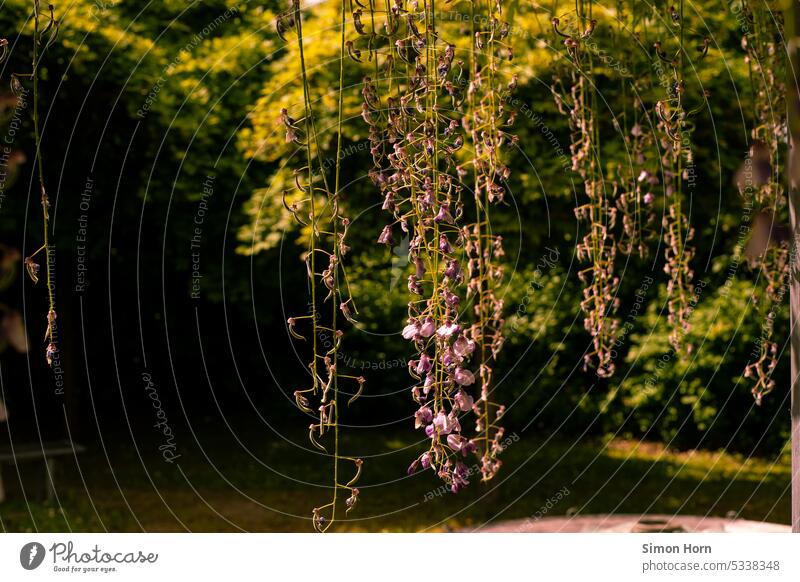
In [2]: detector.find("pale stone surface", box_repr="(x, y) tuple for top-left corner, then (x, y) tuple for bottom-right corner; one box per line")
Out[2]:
(475, 514), (791, 533)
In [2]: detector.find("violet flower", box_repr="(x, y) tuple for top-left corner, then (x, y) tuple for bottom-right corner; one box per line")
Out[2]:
(415, 353), (432, 374)
(454, 389), (474, 412)
(382, 191), (395, 211)
(434, 203), (454, 224)
(420, 451), (431, 469)
(446, 412), (461, 434)
(402, 321), (419, 340)
(415, 405), (433, 428)
(414, 257), (426, 278)
(446, 433), (466, 451)
(437, 320), (459, 338)
(408, 275), (424, 295)
(451, 462), (470, 493)
(444, 259), (461, 280)
(461, 439), (478, 456)
(454, 367), (475, 386)
(453, 335), (475, 357)
(443, 289), (460, 308)
(378, 225), (394, 245)
(419, 317), (435, 337)
(432, 411), (452, 434)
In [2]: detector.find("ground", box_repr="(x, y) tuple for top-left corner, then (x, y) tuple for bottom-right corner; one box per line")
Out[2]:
(0, 425), (791, 532)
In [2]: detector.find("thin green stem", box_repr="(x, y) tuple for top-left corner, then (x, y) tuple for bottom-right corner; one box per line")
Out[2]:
(31, 0), (56, 353)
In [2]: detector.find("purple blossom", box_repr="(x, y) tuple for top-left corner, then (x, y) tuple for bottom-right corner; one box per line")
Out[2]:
(382, 192), (395, 211)
(408, 275), (424, 295)
(433, 411), (453, 434)
(345, 488), (359, 509)
(453, 335), (475, 358)
(415, 353), (432, 374)
(46, 343), (57, 366)
(444, 259), (461, 280)
(402, 321), (419, 340)
(378, 225), (394, 245)
(420, 452), (431, 469)
(439, 234), (453, 253)
(451, 462), (470, 493)
(434, 203), (454, 224)
(461, 439), (478, 456)
(643, 192), (654, 205)
(414, 257), (426, 278)
(454, 389), (474, 412)
(437, 320), (460, 338)
(446, 412), (461, 434)
(419, 317), (435, 338)
(443, 289), (460, 308)
(414, 405), (433, 428)
(454, 367), (475, 386)
(421, 190), (435, 210)
(447, 433), (466, 451)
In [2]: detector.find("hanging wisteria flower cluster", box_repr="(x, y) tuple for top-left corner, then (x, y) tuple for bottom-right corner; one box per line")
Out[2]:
(358, 0), (513, 491)
(739, 2), (790, 404)
(278, 0), (364, 532)
(551, 10), (620, 377)
(464, 0), (513, 480)
(652, 2), (699, 354)
(615, 108), (658, 258)
(17, 1), (60, 367)
(610, 4), (658, 260)
(267, 0), (794, 531)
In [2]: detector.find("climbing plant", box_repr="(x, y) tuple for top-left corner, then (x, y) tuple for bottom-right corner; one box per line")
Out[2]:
(5, 0), (789, 531)
(268, 0), (793, 530)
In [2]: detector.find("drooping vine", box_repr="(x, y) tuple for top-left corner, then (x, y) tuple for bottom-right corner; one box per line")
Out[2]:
(263, 0), (791, 530)
(360, 0), (515, 492)
(277, 0), (364, 532)
(652, 2), (698, 354)
(552, 5), (620, 378)
(614, 115), (658, 259)
(19, 1), (60, 366)
(739, 1), (789, 404)
(614, 2), (657, 260)
(465, 0), (511, 480)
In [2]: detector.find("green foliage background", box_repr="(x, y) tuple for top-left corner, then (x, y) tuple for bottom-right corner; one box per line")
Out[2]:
(0, 0), (789, 455)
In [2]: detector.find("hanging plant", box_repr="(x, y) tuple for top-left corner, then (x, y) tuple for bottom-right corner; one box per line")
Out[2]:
(258, 0), (793, 530)
(552, 8), (620, 378)
(604, 2), (659, 282)
(463, 0), (512, 480)
(615, 65), (658, 259)
(16, 1), (60, 366)
(360, 0), (515, 492)
(652, 2), (699, 354)
(740, 2), (789, 404)
(277, 0), (364, 532)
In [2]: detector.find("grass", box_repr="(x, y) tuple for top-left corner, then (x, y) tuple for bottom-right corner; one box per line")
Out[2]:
(0, 423), (791, 532)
